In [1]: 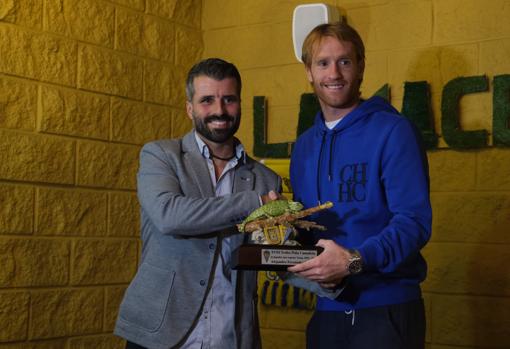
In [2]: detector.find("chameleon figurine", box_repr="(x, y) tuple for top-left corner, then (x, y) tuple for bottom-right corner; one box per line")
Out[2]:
(238, 199), (304, 233)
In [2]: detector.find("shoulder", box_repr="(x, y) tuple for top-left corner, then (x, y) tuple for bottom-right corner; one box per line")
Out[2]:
(140, 138), (183, 157)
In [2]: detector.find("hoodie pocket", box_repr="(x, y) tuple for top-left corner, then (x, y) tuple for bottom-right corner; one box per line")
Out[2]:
(119, 262), (175, 332)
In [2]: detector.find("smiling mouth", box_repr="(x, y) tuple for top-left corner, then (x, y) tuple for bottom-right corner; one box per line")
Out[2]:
(322, 81), (346, 90)
(209, 120), (230, 128)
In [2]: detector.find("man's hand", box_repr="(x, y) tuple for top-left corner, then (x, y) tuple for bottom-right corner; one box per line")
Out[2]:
(261, 190), (281, 204)
(287, 239), (351, 288)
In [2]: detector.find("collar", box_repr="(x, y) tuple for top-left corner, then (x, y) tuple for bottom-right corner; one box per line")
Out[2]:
(193, 131), (246, 164)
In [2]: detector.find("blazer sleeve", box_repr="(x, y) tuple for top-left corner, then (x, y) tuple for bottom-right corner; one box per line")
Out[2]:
(137, 141), (269, 237)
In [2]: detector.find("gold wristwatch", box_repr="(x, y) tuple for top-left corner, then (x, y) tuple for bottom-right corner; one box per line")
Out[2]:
(347, 249), (363, 275)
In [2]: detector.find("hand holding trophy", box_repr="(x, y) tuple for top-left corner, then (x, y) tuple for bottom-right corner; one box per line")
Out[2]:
(232, 200), (333, 270)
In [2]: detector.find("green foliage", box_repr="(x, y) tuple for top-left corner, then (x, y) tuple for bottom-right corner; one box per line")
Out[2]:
(441, 76), (489, 148)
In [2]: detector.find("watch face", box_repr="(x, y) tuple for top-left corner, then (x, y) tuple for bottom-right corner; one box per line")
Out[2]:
(348, 259), (362, 274)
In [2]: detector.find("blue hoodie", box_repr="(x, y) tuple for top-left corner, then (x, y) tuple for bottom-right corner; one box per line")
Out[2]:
(290, 96), (432, 311)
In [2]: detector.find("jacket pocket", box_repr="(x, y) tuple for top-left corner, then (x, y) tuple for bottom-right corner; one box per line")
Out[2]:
(119, 262), (175, 332)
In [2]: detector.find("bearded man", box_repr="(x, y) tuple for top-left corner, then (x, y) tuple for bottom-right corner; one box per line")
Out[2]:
(115, 58), (281, 349)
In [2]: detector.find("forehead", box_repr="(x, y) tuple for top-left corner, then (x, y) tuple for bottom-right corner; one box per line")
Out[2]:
(192, 76), (239, 99)
(312, 36), (356, 59)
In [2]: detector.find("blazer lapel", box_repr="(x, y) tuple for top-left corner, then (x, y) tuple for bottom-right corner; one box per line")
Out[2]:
(233, 165), (256, 247)
(182, 132), (215, 197)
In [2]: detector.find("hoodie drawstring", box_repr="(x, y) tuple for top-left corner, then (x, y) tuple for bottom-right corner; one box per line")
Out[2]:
(328, 133), (338, 182)
(316, 132), (326, 205)
(345, 309), (356, 326)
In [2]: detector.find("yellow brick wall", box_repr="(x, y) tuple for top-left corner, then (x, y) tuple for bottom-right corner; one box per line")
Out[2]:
(2, 1), (510, 348)
(203, 1), (510, 348)
(0, 0), (201, 347)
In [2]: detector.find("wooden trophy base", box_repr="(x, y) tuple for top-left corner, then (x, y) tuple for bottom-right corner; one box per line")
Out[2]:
(231, 244), (323, 271)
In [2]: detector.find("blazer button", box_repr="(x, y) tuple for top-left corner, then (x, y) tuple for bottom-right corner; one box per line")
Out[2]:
(209, 243), (215, 250)
(200, 280), (206, 286)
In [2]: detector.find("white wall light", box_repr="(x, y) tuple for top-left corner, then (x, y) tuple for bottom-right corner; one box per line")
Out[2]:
(292, 3), (340, 62)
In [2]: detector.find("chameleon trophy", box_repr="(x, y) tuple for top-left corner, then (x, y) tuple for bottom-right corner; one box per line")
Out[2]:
(231, 200), (333, 271)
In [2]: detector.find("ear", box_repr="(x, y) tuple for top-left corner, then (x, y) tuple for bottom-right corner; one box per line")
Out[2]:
(305, 66), (313, 83)
(185, 101), (193, 120)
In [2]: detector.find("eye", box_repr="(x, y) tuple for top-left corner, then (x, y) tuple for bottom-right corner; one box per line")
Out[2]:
(199, 96), (214, 104)
(223, 96), (239, 104)
(316, 59), (328, 68)
(339, 59), (352, 67)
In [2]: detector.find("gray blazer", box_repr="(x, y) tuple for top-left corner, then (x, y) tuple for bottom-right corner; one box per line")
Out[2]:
(114, 132), (281, 349)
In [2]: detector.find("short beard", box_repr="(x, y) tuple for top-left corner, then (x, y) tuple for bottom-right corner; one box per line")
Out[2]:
(193, 112), (240, 144)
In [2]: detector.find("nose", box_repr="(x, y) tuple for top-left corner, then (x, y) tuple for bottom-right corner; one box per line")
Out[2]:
(328, 63), (342, 79)
(212, 99), (227, 115)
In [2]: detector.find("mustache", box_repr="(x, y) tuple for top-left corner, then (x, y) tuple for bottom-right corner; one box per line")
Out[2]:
(204, 114), (234, 123)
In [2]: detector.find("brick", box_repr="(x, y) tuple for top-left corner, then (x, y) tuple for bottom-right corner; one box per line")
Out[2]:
(40, 85), (109, 140)
(202, 0), (239, 29)
(0, 0), (42, 29)
(76, 141), (139, 190)
(362, 52), (388, 99)
(0, 185), (33, 235)
(108, 0), (144, 11)
(0, 76), (37, 131)
(175, 25), (202, 70)
(388, 45), (478, 100)
(331, 0), (388, 8)
(427, 150), (476, 191)
(431, 295), (510, 347)
(349, 2), (432, 51)
(146, 0), (178, 20)
(116, 9), (174, 62)
(430, 192), (510, 243)
(239, 0), (297, 25)
(203, 22), (295, 69)
(36, 188), (107, 236)
(0, 130), (75, 185)
(477, 149), (510, 190)
(434, 0), (510, 44)
(423, 242), (510, 296)
(0, 26), (77, 86)
(144, 60), (184, 107)
(104, 286), (127, 331)
(108, 192), (139, 237)
(111, 98), (171, 145)
(0, 339), (68, 349)
(267, 105), (299, 143)
(0, 238), (69, 287)
(173, 0), (201, 27)
(71, 239), (137, 285)
(78, 45), (143, 99)
(0, 292), (29, 342)
(68, 334), (125, 349)
(260, 328), (306, 349)
(171, 108), (192, 138)
(480, 38), (510, 76)
(45, 0), (114, 47)
(31, 288), (103, 339)
(241, 64), (310, 108)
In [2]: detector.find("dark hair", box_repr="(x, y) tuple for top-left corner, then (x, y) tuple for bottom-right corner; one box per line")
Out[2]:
(185, 58), (242, 101)
(302, 21), (365, 67)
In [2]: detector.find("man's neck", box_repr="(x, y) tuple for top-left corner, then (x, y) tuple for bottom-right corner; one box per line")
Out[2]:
(321, 99), (360, 122)
(197, 135), (234, 157)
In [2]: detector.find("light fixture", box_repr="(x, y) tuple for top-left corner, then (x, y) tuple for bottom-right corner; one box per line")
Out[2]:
(292, 3), (340, 62)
